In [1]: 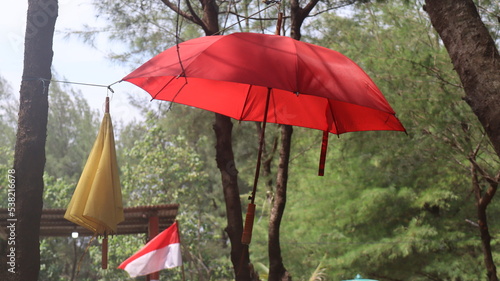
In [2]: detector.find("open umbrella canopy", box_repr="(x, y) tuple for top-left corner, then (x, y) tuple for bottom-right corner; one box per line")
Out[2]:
(122, 32), (405, 135)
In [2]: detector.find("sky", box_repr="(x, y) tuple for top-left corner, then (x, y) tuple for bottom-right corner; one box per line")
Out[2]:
(0, 0), (145, 124)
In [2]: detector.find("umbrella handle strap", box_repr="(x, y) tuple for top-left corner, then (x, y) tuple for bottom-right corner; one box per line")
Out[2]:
(318, 131), (329, 176)
(241, 203), (256, 245)
(102, 233), (108, 269)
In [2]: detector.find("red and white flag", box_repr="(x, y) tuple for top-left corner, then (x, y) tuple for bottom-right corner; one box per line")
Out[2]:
(119, 222), (182, 277)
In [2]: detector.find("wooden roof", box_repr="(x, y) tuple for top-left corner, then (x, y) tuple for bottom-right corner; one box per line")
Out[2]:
(0, 204), (179, 237)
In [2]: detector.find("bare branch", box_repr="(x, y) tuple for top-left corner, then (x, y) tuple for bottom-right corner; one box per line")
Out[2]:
(160, 0), (204, 27)
(307, 1), (358, 17)
(225, 11), (284, 22)
(468, 156), (498, 186)
(185, 0), (205, 28)
(302, 0), (321, 17)
(400, 58), (463, 89)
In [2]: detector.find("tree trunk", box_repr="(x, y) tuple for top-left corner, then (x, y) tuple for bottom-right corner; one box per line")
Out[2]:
(161, 0), (256, 278)
(290, 0), (320, 40)
(267, 1), (319, 279)
(471, 165), (499, 281)
(424, 0), (500, 157)
(268, 125), (293, 281)
(203, 1), (257, 277)
(8, 0), (58, 280)
(214, 114), (255, 281)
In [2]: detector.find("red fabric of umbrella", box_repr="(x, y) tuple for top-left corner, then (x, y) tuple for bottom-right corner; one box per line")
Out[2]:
(123, 32), (404, 135)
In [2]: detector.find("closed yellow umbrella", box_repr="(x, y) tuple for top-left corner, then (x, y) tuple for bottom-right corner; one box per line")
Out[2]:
(64, 97), (123, 268)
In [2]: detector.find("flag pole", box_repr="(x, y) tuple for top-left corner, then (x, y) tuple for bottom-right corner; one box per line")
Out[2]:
(148, 213), (160, 281)
(176, 220), (186, 281)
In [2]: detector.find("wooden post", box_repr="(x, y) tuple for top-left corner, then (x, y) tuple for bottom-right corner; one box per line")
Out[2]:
(175, 220), (187, 281)
(101, 233), (108, 269)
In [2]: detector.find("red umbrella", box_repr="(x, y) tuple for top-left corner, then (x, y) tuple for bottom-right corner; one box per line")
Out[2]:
(122, 32), (405, 243)
(123, 32), (403, 134)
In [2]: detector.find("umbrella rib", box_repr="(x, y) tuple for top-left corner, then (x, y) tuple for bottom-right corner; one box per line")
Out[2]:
(169, 80), (189, 105)
(150, 76), (190, 107)
(292, 38), (301, 95)
(238, 84), (254, 121)
(151, 76), (176, 100)
(328, 99), (340, 134)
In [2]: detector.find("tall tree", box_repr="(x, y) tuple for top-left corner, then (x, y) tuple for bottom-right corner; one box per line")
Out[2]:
(424, 0), (500, 157)
(424, 1), (500, 280)
(10, 0), (58, 280)
(158, 0), (256, 279)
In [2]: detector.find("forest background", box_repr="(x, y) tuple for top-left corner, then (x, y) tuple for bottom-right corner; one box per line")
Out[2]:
(1, 0), (500, 280)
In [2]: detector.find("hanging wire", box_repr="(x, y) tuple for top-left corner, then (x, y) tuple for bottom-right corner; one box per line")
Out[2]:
(171, 0), (189, 112)
(231, 0), (244, 32)
(258, 0), (282, 34)
(221, 0), (234, 34)
(22, 76), (119, 93)
(174, 0), (186, 76)
(257, 0), (265, 33)
(213, 3), (280, 36)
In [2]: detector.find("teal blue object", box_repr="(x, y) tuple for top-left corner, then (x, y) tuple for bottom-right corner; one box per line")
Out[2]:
(342, 274), (378, 281)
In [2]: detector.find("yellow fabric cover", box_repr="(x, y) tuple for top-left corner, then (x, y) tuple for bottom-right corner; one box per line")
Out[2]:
(64, 113), (124, 234)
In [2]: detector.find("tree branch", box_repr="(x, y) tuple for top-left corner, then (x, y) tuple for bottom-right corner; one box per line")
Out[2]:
(468, 156), (499, 187)
(302, 0), (321, 17)
(185, 0), (205, 28)
(160, 0), (204, 27)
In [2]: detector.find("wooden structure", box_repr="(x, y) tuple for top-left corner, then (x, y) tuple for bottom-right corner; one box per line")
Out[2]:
(0, 204), (179, 237)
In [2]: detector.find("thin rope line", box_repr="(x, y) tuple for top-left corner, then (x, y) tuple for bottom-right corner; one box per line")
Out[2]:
(22, 77), (120, 93)
(51, 79), (110, 88)
(213, 3), (279, 36)
(169, 0), (188, 114)
(221, 0), (233, 35)
(174, 0), (188, 85)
